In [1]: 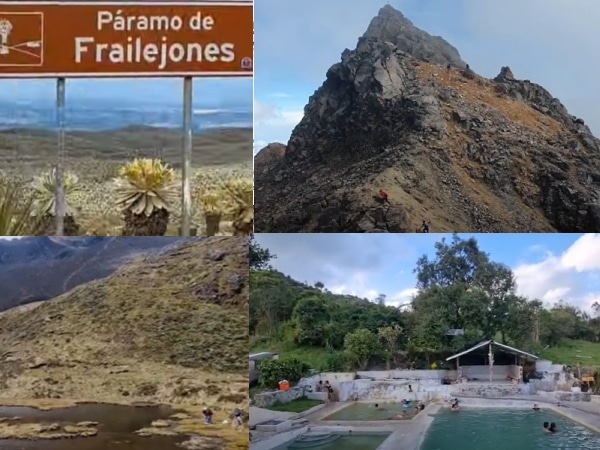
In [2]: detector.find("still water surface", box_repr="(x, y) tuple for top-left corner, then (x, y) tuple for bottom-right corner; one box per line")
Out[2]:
(0, 404), (185, 450)
(421, 408), (600, 450)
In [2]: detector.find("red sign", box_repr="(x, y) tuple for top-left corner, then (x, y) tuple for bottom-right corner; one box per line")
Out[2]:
(0, 1), (253, 77)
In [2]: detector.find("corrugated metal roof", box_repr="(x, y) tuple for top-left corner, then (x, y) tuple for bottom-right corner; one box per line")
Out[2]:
(446, 339), (538, 361)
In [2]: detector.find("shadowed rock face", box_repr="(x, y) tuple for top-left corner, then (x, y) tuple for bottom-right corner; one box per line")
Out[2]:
(254, 5), (600, 233)
(0, 237), (193, 311)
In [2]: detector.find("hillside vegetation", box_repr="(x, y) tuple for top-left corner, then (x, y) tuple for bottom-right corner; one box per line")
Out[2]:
(250, 236), (600, 384)
(0, 236), (249, 410)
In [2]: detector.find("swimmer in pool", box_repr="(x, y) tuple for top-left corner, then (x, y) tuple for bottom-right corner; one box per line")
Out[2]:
(450, 400), (459, 411)
(533, 403), (540, 411)
(543, 422), (551, 433)
(549, 423), (557, 433)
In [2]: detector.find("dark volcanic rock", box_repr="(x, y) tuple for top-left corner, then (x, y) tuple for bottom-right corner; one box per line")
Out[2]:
(254, 4), (600, 233)
(364, 5), (466, 69)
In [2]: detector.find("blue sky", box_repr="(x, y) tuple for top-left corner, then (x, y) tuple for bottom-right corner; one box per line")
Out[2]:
(0, 77), (252, 108)
(254, 0), (600, 153)
(255, 233), (600, 312)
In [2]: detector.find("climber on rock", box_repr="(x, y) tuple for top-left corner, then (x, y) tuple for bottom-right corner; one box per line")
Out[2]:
(422, 220), (430, 233)
(379, 189), (391, 205)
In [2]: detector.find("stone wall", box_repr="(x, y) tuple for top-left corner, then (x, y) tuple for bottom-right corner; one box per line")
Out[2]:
(452, 383), (522, 397)
(356, 370), (448, 380)
(554, 391), (591, 402)
(337, 379), (452, 402)
(460, 365), (511, 381)
(253, 387), (305, 408)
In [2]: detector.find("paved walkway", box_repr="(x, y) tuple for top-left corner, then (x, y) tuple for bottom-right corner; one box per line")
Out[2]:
(249, 406), (296, 427)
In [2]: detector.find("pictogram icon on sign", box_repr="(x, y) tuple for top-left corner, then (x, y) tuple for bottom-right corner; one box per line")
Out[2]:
(241, 57), (252, 70)
(0, 12), (43, 66)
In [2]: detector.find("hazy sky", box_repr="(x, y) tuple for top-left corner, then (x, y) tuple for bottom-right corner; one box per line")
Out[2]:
(0, 78), (252, 108)
(254, 0), (600, 152)
(255, 233), (600, 313)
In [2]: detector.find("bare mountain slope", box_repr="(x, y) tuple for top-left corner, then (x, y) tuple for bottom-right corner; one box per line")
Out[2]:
(254, 5), (600, 232)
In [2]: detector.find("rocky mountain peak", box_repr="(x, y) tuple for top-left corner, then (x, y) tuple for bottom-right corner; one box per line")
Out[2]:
(255, 6), (600, 233)
(362, 4), (466, 69)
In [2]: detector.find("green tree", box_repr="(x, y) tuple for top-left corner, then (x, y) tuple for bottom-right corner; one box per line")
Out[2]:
(344, 328), (381, 370)
(250, 235), (275, 270)
(292, 296), (330, 346)
(414, 234), (523, 341)
(378, 324), (402, 369)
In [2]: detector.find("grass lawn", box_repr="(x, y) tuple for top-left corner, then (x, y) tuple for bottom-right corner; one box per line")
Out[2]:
(267, 397), (324, 413)
(540, 339), (600, 369)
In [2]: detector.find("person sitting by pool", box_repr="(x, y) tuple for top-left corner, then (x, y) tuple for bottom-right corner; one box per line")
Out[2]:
(533, 403), (540, 411)
(549, 422), (557, 433)
(402, 399), (411, 408)
(418, 403), (425, 411)
(543, 422), (551, 432)
(450, 400), (459, 411)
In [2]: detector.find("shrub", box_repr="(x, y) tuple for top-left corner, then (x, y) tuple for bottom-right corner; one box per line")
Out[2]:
(258, 357), (310, 388)
(323, 351), (352, 372)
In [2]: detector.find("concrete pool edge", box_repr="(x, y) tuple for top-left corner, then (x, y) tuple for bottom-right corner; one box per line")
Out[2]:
(377, 404), (441, 450)
(548, 404), (600, 435)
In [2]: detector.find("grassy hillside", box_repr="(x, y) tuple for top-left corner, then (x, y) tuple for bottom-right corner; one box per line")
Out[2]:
(0, 236), (249, 409)
(540, 339), (600, 370)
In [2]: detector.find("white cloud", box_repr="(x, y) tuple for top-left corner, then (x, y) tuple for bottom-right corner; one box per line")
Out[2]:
(513, 234), (600, 310)
(254, 100), (305, 152)
(254, 100), (304, 128)
(270, 92), (291, 98)
(389, 287), (419, 307)
(561, 233), (600, 272)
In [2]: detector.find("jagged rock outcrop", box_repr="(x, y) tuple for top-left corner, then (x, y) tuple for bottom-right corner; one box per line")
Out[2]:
(254, 5), (600, 232)
(363, 5), (466, 69)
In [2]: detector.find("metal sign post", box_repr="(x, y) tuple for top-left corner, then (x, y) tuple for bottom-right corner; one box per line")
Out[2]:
(54, 77), (66, 236)
(181, 77), (193, 236)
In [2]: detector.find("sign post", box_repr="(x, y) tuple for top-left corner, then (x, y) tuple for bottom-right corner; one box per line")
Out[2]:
(181, 76), (193, 236)
(0, 1), (253, 236)
(55, 77), (66, 236)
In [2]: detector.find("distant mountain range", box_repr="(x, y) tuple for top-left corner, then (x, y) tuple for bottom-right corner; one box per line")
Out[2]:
(0, 237), (194, 311)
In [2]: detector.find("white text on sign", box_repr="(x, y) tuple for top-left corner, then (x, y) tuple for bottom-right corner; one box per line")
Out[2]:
(74, 10), (235, 70)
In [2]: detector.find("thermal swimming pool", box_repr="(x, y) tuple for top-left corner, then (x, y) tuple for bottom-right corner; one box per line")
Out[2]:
(322, 402), (420, 421)
(420, 408), (600, 450)
(277, 432), (389, 450)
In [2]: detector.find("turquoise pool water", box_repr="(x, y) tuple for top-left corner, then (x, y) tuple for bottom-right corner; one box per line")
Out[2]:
(420, 408), (600, 450)
(281, 432), (389, 450)
(322, 402), (418, 420)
